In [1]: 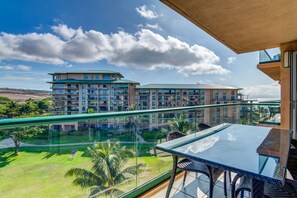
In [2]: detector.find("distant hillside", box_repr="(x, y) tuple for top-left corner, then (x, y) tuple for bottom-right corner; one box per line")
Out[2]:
(0, 87), (51, 101)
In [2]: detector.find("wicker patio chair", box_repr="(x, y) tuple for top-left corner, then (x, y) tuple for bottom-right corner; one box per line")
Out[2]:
(198, 123), (212, 131)
(167, 130), (228, 198)
(231, 176), (297, 198)
(231, 138), (297, 198)
(197, 123), (232, 195)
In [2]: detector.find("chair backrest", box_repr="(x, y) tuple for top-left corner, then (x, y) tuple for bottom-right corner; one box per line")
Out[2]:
(167, 131), (185, 141)
(198, 123), (211, 131)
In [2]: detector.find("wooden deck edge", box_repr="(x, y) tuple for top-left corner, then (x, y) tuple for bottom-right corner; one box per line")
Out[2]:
(138, 171), (185, 198)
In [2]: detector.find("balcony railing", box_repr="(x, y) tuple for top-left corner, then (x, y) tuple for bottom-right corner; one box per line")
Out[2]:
(0, 102), (280, 197)
(259, 49), (281, 64)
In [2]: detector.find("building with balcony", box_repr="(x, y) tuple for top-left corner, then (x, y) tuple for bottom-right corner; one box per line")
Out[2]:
(50, 70), (241, 116)
(136, 84), (240, 110)
(49, 70), (139, 115)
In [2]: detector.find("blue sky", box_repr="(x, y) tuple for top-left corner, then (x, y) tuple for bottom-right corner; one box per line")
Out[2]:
(0, 0), (279, 99)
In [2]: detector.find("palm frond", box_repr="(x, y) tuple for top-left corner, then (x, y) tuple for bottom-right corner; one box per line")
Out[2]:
(66, 140), (139, 196)
(121, 163), (146, 176)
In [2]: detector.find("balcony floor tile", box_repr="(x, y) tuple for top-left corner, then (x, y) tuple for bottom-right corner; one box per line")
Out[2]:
(147, 171), (251, 198)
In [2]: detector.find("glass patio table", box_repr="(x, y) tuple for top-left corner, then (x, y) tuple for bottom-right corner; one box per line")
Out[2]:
(156, 123), (291, 198)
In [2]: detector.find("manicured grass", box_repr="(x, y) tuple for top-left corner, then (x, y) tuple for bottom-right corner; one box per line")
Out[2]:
(0, 146), (172, 198)
(23, 131), (139, 145)
(0, 149), (90, 198)
(23, 135), (92, 145)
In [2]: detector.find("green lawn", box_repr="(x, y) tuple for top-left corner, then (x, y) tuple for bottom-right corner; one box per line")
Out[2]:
(0, 149), (90, 198)
(0, 146), (171, 198)
(23, 131), (139, 145)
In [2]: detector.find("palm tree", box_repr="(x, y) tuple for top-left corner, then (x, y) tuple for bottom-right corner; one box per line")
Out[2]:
(169, 114), (192, 134)
(65, 140), (145, 197)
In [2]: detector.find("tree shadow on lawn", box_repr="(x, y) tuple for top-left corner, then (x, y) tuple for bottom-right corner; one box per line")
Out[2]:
(15, 145), (91, 159)
(0, 149), (16, 168)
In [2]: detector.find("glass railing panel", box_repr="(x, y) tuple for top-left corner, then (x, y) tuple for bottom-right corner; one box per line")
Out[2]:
(240, 103), (281, 126)
(259, 48), (280, 64)
(222, 105), (241, 124)
(0, 119), (138, 198)
(133, 111), (173, 189)
(0, 102), (281, 197)
(258, 103), (281, 125)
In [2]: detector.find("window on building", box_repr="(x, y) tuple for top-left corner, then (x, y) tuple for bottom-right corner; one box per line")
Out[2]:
(54, 75), (61, 80)
(214, 90), (219, 101)
(164, 89), (170, 94)
(103, 75), (110, 80)
(188, 90), (194, 94)
(231, 90), (235, 101)
(139, 89), (149, 94)
(222, 90), (226, 101)
(84, 74), (88, 79)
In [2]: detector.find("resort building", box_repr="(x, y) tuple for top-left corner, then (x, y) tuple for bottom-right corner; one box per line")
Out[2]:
(136, 84), (240, 110)
(49, 70), (139, 115)
(49, 71), (241, 115)
(49, 71), (241, 130)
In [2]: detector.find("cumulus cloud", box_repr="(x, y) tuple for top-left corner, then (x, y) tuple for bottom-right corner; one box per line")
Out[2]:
(136, 5), (159, 19)
(0, 32), (65, 65)
(227, 56), (236, 64)
(243, 82), (280, 100)
(0, 24), (229, 75)
(0, 65), (31, 71)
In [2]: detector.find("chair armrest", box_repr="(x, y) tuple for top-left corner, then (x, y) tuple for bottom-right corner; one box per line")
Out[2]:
(291, 139), (297, 148)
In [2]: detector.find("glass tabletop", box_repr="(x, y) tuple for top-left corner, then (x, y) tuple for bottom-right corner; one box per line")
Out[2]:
(156, 123), (291, 186)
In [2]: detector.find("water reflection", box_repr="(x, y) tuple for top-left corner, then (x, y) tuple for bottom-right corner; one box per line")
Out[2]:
(181, 136), (219, 153)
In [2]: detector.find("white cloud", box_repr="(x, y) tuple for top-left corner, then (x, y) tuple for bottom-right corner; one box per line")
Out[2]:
(145, 23), (163, 31)
(136, 5), (159, 19)
(0, 65), (31, 71)
(243, 82), (280, 100)
(227, 56), (236, 64)
(0, 32), (65, 65)
(51, 24), (81, 40)
(0, 24), (230, 76)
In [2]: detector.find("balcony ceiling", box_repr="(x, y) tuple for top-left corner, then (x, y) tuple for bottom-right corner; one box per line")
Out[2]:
(161, 0), (297, 53)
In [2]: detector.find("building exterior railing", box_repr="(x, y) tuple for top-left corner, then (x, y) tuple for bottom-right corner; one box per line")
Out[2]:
(259, 49), (281, 64)
(0, 102), (280, 197)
